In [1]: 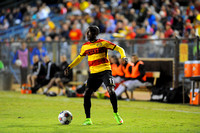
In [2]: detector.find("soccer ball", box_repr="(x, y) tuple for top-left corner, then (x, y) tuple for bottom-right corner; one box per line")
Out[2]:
(15, 59), (22, 66)
(58, 110), (73, 125)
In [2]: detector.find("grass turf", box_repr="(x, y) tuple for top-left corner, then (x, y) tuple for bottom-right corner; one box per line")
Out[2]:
(0, 91), (200, 133)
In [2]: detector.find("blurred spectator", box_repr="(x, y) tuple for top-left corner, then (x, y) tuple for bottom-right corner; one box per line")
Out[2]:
(27, 55), (46, 88)
(147, 9), (156, 27)
(115, 54), (146, 99)
(69, 23), (82, 42)
(131, 20), (139, 33)
(60, 23), (70, 39)
(59, 4), (67, 15)
(144, 19), (153, 34)
(164, 22), (174, 38)
(43, 55), (58, 82)
(81, 19), (89, 36)
(110, 55), (124, 84)
(30, 41), (48, 65)
(0, 0), (199, 49)
(43, 55), (72, 95)
(13, 8), (23, 25)
(46, 17), (55, 30)
(0, 19), (9, 30)
(49, 28), (58, 40)
(106, 20), (116, 33)
(12, 42), (29, 86)
(125, 27), (136, 40)
(37, 3), (50, 20)
(137, 2), (148, 24)
(185, 19), (193, 33)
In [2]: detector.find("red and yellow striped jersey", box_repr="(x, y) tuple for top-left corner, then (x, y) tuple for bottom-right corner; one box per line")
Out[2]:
(80, 39), (116, 74)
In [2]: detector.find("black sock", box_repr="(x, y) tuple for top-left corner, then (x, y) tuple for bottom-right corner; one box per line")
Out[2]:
(109, 92), (118, 113)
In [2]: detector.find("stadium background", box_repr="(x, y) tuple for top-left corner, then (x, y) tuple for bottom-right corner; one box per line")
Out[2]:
(0, 0), (200, 133)
(0, 0), (199, 89)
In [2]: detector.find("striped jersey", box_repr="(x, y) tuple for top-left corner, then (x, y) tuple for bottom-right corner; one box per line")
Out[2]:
(80, 39), (116, 74)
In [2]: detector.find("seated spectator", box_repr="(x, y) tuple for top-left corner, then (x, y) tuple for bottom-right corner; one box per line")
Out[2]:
(27, 55), (46, 89)
(31, 55), (58, 93)
(115, 54), (147, 99)
(110, 55), (124, 84)
(43, 55), (59, 85)
(43, 55), (72, 95)
(12, 42), (29, 87)
(30, 41), (48, 65)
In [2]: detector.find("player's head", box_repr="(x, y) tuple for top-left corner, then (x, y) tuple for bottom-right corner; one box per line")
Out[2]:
(33, 55), (39, 63)
(86, 25), (100, 42)
(44, 55), (50, 63)
(21, 42), (27, 50)
(131, 54), (138, 63)
(60, 55), (67, 63)
(110, 55), (119, 64)
(37, 41), (43, 49)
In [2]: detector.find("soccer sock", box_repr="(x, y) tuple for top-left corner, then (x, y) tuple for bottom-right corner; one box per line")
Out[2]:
(44, 88), (48, 93)
(109, 91), (118, 113)
(84, 89), (93, 118)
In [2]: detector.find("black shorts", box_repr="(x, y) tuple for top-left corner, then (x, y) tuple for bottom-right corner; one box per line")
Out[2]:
(87, 70), (114, 92)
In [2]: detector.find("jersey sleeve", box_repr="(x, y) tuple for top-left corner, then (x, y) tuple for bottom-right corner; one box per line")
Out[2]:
(104, 40), (116, 50)
(79, 46), (86, 56)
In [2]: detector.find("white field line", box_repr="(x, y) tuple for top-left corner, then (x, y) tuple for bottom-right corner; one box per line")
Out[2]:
(151, 108), (200, 114)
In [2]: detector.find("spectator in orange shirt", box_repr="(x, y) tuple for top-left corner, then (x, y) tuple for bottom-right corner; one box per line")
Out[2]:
(69, 24), (82, 43)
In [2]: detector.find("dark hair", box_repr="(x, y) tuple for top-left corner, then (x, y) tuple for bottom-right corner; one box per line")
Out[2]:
(88, 25), (100, 36)
(87, 25), (100, 42)
(111, 55), (120, 66)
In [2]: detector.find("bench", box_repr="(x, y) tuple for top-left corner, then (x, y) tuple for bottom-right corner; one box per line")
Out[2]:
(125, 71), (160, 100)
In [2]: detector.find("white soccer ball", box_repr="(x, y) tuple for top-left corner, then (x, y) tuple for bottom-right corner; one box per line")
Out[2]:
(58, 110), (73, 125)
(15, 59), (22, 66)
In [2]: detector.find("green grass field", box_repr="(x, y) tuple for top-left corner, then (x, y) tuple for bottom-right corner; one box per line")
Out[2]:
(0, 91), (200, 133)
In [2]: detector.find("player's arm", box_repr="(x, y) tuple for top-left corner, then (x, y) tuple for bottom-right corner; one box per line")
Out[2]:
(105, 40), (126, 59)
(114, 45), (126, 59)
(64, 55), (85, 76)
(68, 55), (85, 69)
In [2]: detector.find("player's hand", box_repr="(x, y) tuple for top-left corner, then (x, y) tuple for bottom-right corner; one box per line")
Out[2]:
(64, 67), (70, 76)
(122, 57), (128, 63)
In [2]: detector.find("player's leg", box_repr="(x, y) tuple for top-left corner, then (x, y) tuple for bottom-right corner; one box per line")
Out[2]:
(27, 74), (32, 86)
(43, 78), (56, 94)
(55, 78), (65, 95)
(31, 75), (37, 87)
(102, 71), (123, 125)
(83, 77), (102, 125)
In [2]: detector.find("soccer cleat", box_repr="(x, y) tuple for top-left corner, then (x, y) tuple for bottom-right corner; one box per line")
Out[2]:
(113, 112), (123, 125)
(83, 118), (93, 125)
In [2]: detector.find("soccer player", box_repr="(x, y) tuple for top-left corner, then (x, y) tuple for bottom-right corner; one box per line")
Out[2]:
(65, 25), (127, 125)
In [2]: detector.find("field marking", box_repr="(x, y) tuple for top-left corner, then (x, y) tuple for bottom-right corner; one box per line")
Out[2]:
(152, 108), (200, 114)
